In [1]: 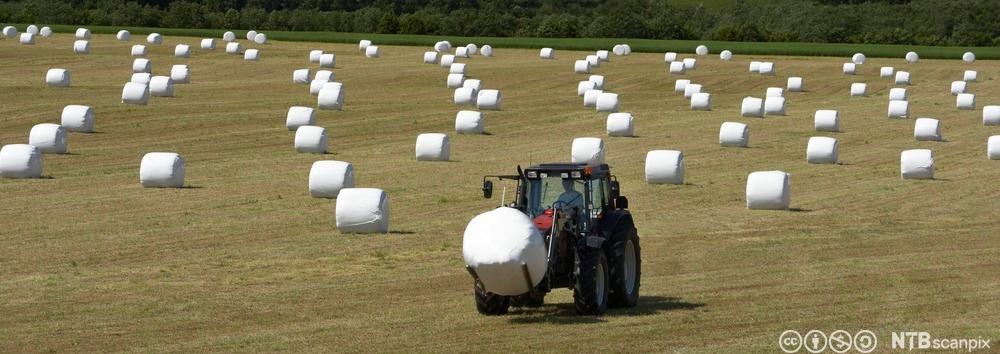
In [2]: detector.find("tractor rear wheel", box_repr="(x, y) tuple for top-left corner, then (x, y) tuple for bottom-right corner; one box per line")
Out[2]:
(573, 247), (609, 315)
(474, 280), (509, 315)
(608, 228), (641, 308)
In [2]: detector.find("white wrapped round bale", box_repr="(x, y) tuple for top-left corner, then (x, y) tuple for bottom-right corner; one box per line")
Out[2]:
(571, 137), (604, 164)
(223, 31), (236, 42)
(132, 58), (151, 73)
(477, 90), (502, 110)
(914, 118), (941, 141)
(440, 54), (455, 67)
(683, 84), (701, 98)
(988, 136), (1000, 160)
(606, 113), (634, 137)
(466, 43), (478, 55)
(814, 110), (840, 132)
(423, 51), (438, 64)
(895, 71), (910, 85)
(226, 42), (241, 54)
(889, 88), (908, 101)
(26, 25), (38, 34)
(295, 126), (328, 154)
(589, 75), (605, 89)
(741, 97), (764, 117)
(61, 105), (94, 133)
(131, 73), (151, 84)
(674, 79), (690, 93)
(540, 48), (554, 59)
(131, 44), (147, 57)
(19, 33), (34, 45)
(435, 41), (452, 53)
(455, 111), (484, 134)
(75, 28), (90, 39)
(365, 46), (381, 58)
(749, 61), (761, 73)
(246, 30), (257, 41)
(3, 26), (17, 38)
(577, 81), (597, 96)
(171, 65), (190, 84)
(319, 54), (336, 68)
(447, 73), (464, 88)
(309, 161), (354, 198)
(315, 70), (335, 82)
(664, 52), (677, 62)
(463, 79), (483, 91)
(0, 144), (42, 179)
(455, 46), (469, 58)
(720, 50), (732, 60)
(174, 44), (190, 58)
(449, 63), (466, 75)
(595, 92), (619, 113)
(613, 44), (631, 56)
(880, 66), (895, 78)
(963, 52), (975, 63)
(415, 133), (450, 161)
(951, 81), (967, 95)
(905, 51), (919, 63)
(683, 58), (696, 70)
(787, 77), (803, 92)
(40, 27), (52, 38)
(116, 30), (131, 41)
(147, 33), (163, 45)
(764, 97), (786, 116)
(309, 50), (323, 63)
(586, 55), (600, 68)
(201, 38), (215, 49)
(309, 79), (328, 96)
(984, 106), (1000, 126)
(766, 87), (784, 98)
(696, 45), (708, 55)
(244, 49), (260, 61)
(149, 76), (174, 97)
(318, 82), (344, 110)
(286, 106), (315, 131)
(746, 171), (790, 210)
(140, 152), (184, 188)
(454, 87), (477, 105)
(45, 69), (70, 87)
(719, 122), (749, 147)
(358, 39), (372, 51)
(121, 82), (149, 105)
(690, 93), (711, 111)
(574, 60), (590, 74)
(758, 62), (775, 75)
(645, 150), (683, 185)
(850, 83), (867, 97)
(73, 40), (90, 54)
(669, 61), (685, 74)
(900, 149), (933, 179)
(852, 53), (866, 64)
(842, 63), (856, 75)
(888, 100), (909, 118)
(481, 45), (493, 57)
(583, 90), (603, 108)
(253, 33), (267, 44)
(293, 68), (310, 84)
(806, 137), (838, 164)
(956, 93), (975, 110)
(964, 70), (977, 82)
(462, 207), (546, 296)
(29, 124), (68, 154)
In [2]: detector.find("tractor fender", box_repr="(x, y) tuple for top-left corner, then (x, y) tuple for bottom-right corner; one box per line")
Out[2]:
(597, 211), (635, 243)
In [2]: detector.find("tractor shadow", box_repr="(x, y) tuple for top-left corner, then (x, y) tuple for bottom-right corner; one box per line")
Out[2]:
(508, 296), (704, 325)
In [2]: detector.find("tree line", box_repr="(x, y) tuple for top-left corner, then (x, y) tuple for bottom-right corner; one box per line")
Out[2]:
(1, 0), (998, 46)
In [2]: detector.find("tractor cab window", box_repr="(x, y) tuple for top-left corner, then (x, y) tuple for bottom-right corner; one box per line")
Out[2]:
(527, 175), (586, 218)
(588, 177), (608, 218)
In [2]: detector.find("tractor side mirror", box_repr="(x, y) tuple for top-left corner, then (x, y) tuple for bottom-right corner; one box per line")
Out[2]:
(609, 180), (621, 199)
(614, 196), (629, 209)
(482, 180), (493, 199)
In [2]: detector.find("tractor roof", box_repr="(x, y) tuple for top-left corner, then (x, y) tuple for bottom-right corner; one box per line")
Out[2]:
(525, 163), (610, 175)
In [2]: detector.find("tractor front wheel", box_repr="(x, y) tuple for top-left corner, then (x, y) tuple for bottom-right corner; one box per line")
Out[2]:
(608, 228), (641, 308)
(474, 280), (509, 315)
(573, 247), (609, 315)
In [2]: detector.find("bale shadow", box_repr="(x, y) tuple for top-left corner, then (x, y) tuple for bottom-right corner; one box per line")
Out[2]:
(508, 296), (704, 325)
(388, 230), (416, 235)
(789, 208), (812, 212)
(180, 185), (204, 189)
(481, 132), (494, 136)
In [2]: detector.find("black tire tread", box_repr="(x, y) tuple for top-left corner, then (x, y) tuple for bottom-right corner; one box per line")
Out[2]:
(474, 280), (509, 315)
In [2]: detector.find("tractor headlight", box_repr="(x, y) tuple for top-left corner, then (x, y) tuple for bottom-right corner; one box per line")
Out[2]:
(526, 171), (537, 178)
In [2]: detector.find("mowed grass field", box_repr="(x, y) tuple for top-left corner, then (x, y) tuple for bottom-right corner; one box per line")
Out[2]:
(1, 33), (998, 352)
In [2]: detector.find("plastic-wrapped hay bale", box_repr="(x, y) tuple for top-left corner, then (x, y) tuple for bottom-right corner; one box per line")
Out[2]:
(318, 82), (345, 110)
(3, 26), (17, 38)
(46, 69), (70, 87)
(131, 44), (147, 57)
(200, 38), (215, 50)
(286, 106), (315, 131)
(914, 118), (941, 141)
(315, 70), (334, 82)
(586, 55), (600, 68)
(293, 68), (310, 84)
(787, 77), (804, 92)
(147, 33), (163, 45)
(226, 42), (241, 54)
(121, 82), (149, 105)
(895, 71), (910, 85)
(454, 87), (477, 105)
(583, 90), (603, 107)
(132, 58), (151, 73)
(354, 39), (371, 52)
(720, 50), (733, 60)
(956, 93), (975, 110)
(984, 106), (1000, 126)
(889, 88), (908, 101)
(852, 53), (866, 64)
(606, 112), (635, 137)
(0, 144), (43, 178)
(951, 81), (967, 95)
(690, 93), (711, 111)
(246, 30), (257, 41)
(645, 150), (683, 184)
(309, 79), (328, 96)
(806, 137), (838, 164)
(989, 136), (1000, 160)
(574, 60), (590, 74)
(596, 92), (619, 113)
(741, 97), (764, 117)
(318, 53), (336, 68)
(539, 48), (555, 59)
(171, 65), (191, 84)
(964, 70), (977, 82)
(26, 25), (38, 34)
(664, 52), (677, 62)
(888, 100), (909, 118)
(447, 73), (465, 89)
(310, 161), (354, 198)
(596, 50), (609, 61)
(466, 44), (479, 56)
(131, 73), (151, 84)
(766, 87), (784, 98)
(683, 83), (702, 98)
(719, 122), (749, 147)
(149, 76), (174, 97)
(696, 45), (708, 56)
(455, 111), (484, 134)
(61, 105), (94, 133)
(683, 58), (697, 70)
(880, 66), (895, 78)
(440, 54), (455, 67)
(244, 49), (260, 61)
(29, 124), (68, 154)
(365, 46), (381, 58)
(814, 110), (840, 132)
(415, 133), (450, 161)
(962, 52), (975, 63)
(481, 45), (494, 57)
(449, 63), (466, 75)
(223, 31), (236, 42)
(618, 44), (632, 55)
(295, 126), (328, 154)
(19, 33), (35, 45)
(674, 79), (690, 93)
(900, 149), (933, 179)
(462, 207), (546, 295)
(463, 79), (483, 91)
(253, 33), (267, 44)
(905, 51), (919, 63)
(749, 61), (761, 73)
(435, 41), (452, 53)
(75, 28), (90, 39)
(309, 50), (323, 63)
(842, 63), (856, 75)
(746, 171), (790, 210)
(423, 51), (438, 64)
(455, 46), (469, 58)
(73, 40), (90, 54)
(850, 83), (867, 97)
(477, 90), (502, 110)
(669, 61), (685, 74)
(571, 137), (605, 164)
(174, 44), (190, 58)
(758, 62), (775, 75)
(588, 74), (606, 89)
(139, 152), (185, 187)
(577, 81), (597, 96)
(764, 97), (786, 116)
(40, 27), (52, 38)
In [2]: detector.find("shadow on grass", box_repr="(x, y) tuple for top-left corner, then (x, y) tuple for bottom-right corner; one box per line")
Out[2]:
(389, 230), (416, 234)
(789, 208), (812, 212)
(180, 185), (204, 189)
(507, 296), (704, 325)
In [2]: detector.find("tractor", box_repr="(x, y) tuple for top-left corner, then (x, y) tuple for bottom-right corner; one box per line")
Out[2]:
(471, 163), (641, 315)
